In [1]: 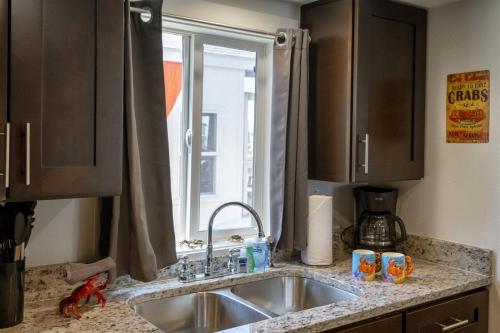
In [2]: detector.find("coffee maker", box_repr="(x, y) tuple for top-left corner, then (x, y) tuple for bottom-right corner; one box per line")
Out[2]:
(351, 186), (407, 251)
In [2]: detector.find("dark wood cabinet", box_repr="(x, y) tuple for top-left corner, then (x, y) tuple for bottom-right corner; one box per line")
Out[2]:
(323, 289), (488, 333)
(334, 314), (402, 333)
(4, 0), (124, 200)
(0, 0), (8, 201)
(406, 289), (488, 333)
(302, 0), (427, 183)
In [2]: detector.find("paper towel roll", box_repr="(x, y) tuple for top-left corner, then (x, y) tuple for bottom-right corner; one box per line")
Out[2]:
(301, 195), (333, 266)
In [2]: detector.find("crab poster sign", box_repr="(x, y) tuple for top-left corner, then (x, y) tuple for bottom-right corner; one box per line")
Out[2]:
(446, 70), (490, 143)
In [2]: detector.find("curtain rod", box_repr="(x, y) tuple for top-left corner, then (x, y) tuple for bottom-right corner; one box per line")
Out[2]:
(130, 7), (150, 15)
(128, 3), (302, 42)
(162, 13), (279, 39)
(129, 0), (151, 15)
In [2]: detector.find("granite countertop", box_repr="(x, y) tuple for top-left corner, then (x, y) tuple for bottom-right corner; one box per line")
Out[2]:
(0, 236), (493, 333)
(1, 259), (491, 333)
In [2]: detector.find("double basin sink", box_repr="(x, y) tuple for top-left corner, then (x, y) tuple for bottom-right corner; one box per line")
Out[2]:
(133, 276), (357, 333)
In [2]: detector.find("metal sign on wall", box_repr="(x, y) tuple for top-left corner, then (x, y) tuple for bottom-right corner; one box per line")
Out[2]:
(446, 70), (490, 143)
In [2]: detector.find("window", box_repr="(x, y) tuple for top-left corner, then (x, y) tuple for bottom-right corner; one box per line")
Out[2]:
(163, 21), (272, 251)
(200, 113), (217, 195)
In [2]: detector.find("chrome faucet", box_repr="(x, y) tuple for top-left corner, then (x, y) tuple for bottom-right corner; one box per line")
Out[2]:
(205, 202), (265, 276)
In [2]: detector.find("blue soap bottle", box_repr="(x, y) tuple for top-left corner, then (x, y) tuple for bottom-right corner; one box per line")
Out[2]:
(252, 237), (269, 272)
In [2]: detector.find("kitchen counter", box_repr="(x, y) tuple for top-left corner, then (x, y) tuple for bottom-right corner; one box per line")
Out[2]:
(1, 254), (491, 333)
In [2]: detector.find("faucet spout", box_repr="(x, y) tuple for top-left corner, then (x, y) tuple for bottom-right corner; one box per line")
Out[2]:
(205, 202), (265, 276)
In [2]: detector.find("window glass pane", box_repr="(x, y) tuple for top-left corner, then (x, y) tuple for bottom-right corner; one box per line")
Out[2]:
(201, 113), (217, 152)
(198, 44), (257, 232)
(200, 156), (216, 194)
(162, 32), (186, 243)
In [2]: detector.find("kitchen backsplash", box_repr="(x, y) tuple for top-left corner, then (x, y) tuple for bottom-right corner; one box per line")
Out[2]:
(399, 234), (493, 276)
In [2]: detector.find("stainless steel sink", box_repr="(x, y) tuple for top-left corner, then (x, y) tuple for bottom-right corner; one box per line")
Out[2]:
(230, 276), (357, 315)
(133, 276), (357, 332)
(133, 290), (271, 333)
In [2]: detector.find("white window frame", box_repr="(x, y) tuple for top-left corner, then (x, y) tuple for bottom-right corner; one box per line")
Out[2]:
(162, 30), (192, 243)
(163, 18), (272, 251)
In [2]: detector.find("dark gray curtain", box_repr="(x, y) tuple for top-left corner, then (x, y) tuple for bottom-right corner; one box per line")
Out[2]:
(270, 28), (310, 252)
(99, 0), (177, 282)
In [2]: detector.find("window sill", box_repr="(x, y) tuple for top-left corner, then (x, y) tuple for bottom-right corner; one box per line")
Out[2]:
(176, 240), (244, 260)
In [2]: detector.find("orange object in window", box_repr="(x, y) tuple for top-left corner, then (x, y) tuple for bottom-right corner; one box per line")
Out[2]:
(163, 61), (182, 118)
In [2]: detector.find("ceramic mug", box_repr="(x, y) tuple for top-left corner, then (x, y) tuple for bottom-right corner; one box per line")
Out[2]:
(381, 252), (414, 284)
(352, 249), (381, 281)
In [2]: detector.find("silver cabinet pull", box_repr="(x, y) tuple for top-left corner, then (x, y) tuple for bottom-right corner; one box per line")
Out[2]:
(0, 123), (10, 188)
(358, 134), (369, 174)
(25, 123), (30, 186)
(435, 317), (469, 332)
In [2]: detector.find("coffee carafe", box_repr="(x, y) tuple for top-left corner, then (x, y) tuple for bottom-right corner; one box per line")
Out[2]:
(357, 212), (406, 249)
(353, 186), (407, 251)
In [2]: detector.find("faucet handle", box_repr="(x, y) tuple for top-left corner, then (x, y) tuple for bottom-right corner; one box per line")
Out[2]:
(179, 255), (190, 268)
(229, 248), (241, 256)
(178, 255), (191, 282)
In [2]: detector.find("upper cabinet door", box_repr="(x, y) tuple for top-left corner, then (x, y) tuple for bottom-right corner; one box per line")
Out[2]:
(303, 0), (426, 184)
(0, 0), (8, 201)
(353, 0), (426, 182)
(9, 0), (124, 200)
(302, 0), (354, 183)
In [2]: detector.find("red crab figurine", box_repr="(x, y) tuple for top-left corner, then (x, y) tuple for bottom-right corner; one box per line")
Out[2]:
(59, 273), (109, 319)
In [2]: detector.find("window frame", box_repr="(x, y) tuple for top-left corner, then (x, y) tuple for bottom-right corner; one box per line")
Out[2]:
(163, 19), (272, 250)
(190, 34), (268, 242)
(162, 31), (192, 244)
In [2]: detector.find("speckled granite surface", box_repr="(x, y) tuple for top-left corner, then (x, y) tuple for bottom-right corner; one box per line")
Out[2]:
(0, 236), (492, 333)
(399, 234), (493, 276)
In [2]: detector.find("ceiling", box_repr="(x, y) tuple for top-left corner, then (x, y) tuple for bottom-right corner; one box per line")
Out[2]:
(284, 0), (463, 8)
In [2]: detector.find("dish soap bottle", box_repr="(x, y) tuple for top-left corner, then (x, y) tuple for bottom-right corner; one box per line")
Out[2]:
(245, 239), (255, 273)
(252, 237), (270, 272)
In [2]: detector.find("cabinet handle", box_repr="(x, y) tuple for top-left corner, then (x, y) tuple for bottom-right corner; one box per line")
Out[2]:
(435, 317), (469, 332)
(0, 123), (10, 188)
(358, 134), (369, 174)
(25, 123), (30, 186)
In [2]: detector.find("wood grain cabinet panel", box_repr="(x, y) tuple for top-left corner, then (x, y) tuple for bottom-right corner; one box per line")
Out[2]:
(8, 0), (124, 200)
(321, 290), (488, 333)
(406, 290), (488, 333)
(0, 0), (7, 201)
(302, 0), (426, 183)
(332, 314), (403, 333)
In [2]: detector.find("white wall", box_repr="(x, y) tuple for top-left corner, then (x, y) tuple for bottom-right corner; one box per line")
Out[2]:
(393, 0), (500, 330)
(163, 0), (300, 31)
(25, 198), (98, 267)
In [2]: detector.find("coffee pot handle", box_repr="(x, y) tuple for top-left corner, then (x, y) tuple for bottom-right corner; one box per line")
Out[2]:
(340, 225), (354, 249)
(393, 216), (407, 244)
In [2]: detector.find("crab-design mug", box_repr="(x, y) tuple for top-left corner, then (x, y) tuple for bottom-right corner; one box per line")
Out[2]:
(352, 249), (381, 281)
(381, 252), (414, 284)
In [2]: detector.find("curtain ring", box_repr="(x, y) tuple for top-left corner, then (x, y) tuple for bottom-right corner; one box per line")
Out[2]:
(275, 31), (288, 47)
(139, 7), (153, 23)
